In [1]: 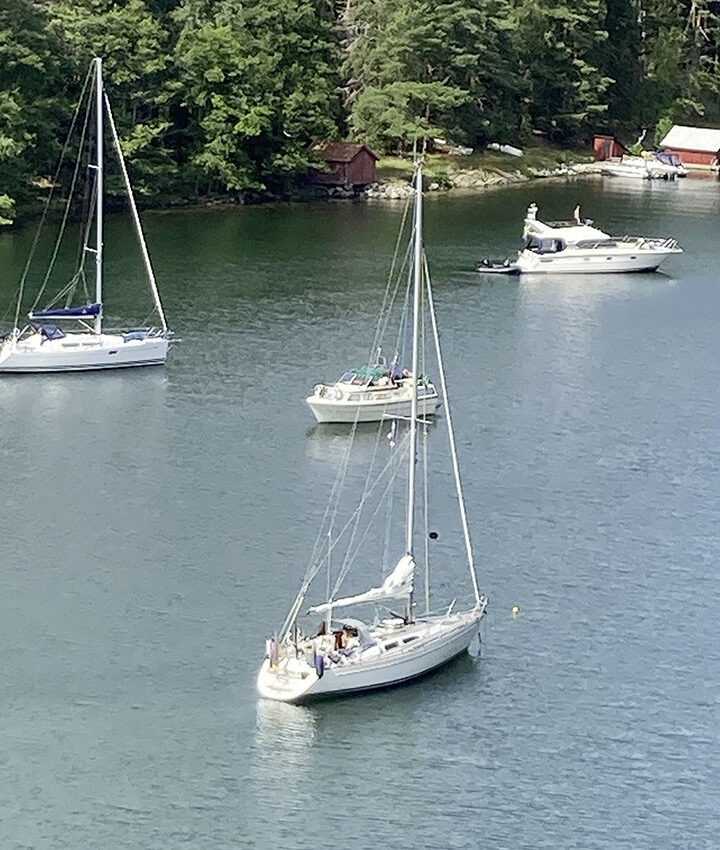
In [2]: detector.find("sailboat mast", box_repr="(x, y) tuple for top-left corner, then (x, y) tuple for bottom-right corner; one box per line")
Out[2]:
(94, 57), (103, 335)
(405, 163), (423, 558)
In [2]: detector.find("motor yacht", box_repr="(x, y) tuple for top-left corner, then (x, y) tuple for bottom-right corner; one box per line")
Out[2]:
(510, 204), (683, 274)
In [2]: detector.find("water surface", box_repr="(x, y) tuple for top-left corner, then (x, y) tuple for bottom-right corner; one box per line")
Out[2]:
(1, 174), (719, 848)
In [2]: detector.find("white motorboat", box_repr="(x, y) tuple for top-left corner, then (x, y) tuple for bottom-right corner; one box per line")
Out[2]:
(258, 162), (488, 703)
(306, 192), (441, 423)
(602, 153), (683, 180)
(0, 58), (169, 374)
(307, 363), (439, 423)
(509, 203), (683, 274)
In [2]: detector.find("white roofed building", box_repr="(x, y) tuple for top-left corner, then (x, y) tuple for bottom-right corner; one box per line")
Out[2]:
(659, 125), (720, 168)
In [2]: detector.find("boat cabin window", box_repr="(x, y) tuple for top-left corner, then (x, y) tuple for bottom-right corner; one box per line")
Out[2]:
(526, 237), (566, 254)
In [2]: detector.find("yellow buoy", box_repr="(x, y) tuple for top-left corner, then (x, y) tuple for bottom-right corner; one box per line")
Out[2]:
(511, 604), (520, 617)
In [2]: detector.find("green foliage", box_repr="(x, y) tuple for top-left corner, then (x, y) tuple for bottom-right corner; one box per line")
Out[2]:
(343, 0), (523, 152)
(0, 0), (718, 221)
(0, 193), (15, 225)
(0, 0), (69, 218)
(352, 81), (469, 152)
(173, 0), (339, 192)
(46, 0), (177, 196)
(513, 0), (613, 144)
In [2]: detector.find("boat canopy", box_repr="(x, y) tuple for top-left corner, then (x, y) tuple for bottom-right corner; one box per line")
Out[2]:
(340, 365), (387, 383)
(339, 363), (409, 384)
(29, 302), (102, 320)
(309, 554), (415, 614)
(39, 324), (66, 340)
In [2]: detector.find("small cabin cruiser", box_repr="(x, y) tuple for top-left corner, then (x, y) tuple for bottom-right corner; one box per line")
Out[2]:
(307, 362), (440, 423)
(510, 203), (683, 274)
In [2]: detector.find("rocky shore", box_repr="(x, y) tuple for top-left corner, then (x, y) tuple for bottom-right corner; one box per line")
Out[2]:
(356, 160), (603, 200)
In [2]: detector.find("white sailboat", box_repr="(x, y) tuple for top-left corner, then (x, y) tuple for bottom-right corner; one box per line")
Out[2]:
(0, 58), (169, 373)
(258, 162), (488, 703)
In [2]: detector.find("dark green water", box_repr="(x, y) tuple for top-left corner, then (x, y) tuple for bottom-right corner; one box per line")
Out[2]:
(1, 175), (719, 848)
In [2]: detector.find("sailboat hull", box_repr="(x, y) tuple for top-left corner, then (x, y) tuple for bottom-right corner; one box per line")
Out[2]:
(0, 331), (168, 373)
(257, 608), (485, 704)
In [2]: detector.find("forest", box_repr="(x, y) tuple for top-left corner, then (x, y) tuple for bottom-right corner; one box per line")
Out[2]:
(0, 0), (718, 222)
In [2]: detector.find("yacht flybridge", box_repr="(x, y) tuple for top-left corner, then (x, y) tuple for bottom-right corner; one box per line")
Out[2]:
(258, 162), (487, 703)
(477, 203), (683, 275)
(0, 58), (169, 373)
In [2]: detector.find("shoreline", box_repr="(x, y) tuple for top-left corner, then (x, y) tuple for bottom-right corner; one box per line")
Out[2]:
(153, 162), (605, 213)
(361, 161), (603, 201)
(1, 162), (606, 227)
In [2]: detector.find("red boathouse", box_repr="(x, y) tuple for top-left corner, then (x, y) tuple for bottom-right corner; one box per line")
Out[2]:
(310, 142), (379, 189)
(593, 135), (627, 161)
(659, 125), (720, 169)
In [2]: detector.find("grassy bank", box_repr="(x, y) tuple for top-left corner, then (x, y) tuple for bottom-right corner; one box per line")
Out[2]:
(376, 142), (592, 185)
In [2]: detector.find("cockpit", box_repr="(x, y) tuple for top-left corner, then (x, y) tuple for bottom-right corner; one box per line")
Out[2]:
(525, 236), (567, 254)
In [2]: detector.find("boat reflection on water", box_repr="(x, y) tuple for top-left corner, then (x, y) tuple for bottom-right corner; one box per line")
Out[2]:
(519, 268), (678, 304)
(251, 700), (318, 815)
(304, 417), (439, 466)
(254, 699), (318, 761)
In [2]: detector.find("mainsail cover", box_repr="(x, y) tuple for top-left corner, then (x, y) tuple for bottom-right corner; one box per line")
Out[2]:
(309, 554), (415, 614)
(29, 303), (102, 320)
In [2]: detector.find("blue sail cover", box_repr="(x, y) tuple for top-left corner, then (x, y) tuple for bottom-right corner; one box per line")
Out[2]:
(29, 302), (102, 320)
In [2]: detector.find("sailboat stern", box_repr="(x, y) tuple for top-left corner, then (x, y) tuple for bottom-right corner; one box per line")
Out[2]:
(257, 657), (321, 703)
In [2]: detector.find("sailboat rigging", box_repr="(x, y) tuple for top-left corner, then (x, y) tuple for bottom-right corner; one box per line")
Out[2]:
(0, 57), (170, 373)
(257, 161), (488, 703)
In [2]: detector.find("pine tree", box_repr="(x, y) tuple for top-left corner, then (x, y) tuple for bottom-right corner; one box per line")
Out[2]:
(513, 0), (613, 143)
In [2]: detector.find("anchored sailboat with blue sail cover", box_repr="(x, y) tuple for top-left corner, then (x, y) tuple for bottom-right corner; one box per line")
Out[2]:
(0, 58), (170, 373)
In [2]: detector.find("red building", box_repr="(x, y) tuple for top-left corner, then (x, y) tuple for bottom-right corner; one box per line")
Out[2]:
(310, 141), (379, 189)
(659, 125), (720, 168)
(593, 135), (627, 160)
